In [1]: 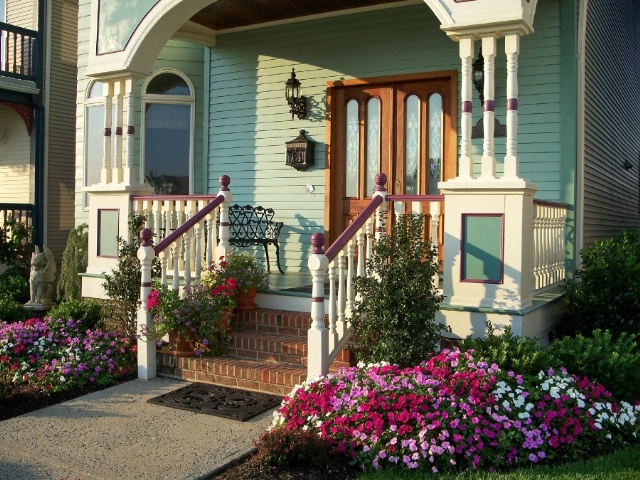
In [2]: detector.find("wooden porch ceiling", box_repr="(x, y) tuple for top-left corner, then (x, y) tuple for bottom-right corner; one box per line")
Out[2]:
(189, 0), (410, 31)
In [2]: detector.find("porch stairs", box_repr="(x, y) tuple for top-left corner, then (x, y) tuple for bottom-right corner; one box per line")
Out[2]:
(156, 307), (356, 395)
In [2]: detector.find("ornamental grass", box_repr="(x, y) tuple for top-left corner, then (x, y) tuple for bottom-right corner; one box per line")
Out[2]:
(271, 349), (640, 474)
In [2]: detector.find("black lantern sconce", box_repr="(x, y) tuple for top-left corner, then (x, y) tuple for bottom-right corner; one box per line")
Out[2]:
(285, 68), (307, 120)
(472, 48), (484, 106)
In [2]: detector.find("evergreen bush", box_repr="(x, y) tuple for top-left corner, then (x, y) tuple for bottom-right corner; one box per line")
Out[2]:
(57, 224), (88, 302)
(350, 213), (446, 367)
(48, 299), (104, 331)
(102, 213), (149, 340)
(561, 230), (640, 338)
(0, 271), (29, 304)
(0, 297), (28, 323)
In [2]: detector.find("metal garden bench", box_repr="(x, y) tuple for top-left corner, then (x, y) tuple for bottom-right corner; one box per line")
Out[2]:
(227, 204), (284, 274)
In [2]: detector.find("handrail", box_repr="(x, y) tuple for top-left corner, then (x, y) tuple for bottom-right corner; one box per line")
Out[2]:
(387, 194), (445, 202)
(0, 22), (38, 37)
(131, 194), (219, 202)
(533, 198), (569, 209)
(325, 195), (384, 261)
(153, 194), (225, 256)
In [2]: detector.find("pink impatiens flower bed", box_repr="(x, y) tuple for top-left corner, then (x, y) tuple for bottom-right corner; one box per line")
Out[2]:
(272, 349), (640, 473)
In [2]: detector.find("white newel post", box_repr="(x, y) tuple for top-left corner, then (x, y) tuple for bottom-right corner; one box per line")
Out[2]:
(216, 175), (232, 260)
(137, 228), (156, 380)
(308, 233), (329, 378)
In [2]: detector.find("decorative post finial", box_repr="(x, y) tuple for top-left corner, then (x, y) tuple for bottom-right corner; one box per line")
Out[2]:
(311, 232), (325, 254)
(219, 175), (230, 191)
(140, 228), (152, 247)
(375, 173), (387, 192)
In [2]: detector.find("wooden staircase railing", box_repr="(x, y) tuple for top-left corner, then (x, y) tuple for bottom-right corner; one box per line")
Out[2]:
(135, 175), (232, 379)
(306, 173), (444, 378)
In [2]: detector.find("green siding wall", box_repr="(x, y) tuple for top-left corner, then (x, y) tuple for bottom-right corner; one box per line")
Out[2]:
(208, 2), (564, 272)
(582, 0), (640, 248)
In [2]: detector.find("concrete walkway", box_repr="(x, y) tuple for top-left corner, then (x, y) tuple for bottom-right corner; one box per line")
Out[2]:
(0, 378), (275, 479)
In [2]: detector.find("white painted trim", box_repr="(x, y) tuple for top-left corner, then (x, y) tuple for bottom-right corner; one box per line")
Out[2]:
(173, 20), (216, 47)
(575, 0), (587, 261)
(202, 46), (210, 194)
(83, 82), (106, 209)
(140, 68), (195, 195)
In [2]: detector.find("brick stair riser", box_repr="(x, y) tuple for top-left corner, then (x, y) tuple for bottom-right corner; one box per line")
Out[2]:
(157, 353), (305, 396)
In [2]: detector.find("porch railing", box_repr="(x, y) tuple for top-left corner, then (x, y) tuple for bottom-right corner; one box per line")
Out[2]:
(307, 173), (444, 377)
(0, 202), (33, 243)
(135, 176), (232, 379)
(0, 22), (38, 81)
(132, 192), (226, 291)
(532, 199), (568, 294)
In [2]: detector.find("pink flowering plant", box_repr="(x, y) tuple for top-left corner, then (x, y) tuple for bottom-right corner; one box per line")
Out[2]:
(201, 252), (269, 295)
(143, 282), (235, 356)
(271, 349), (640, 473)
(0, 317), (135, 399)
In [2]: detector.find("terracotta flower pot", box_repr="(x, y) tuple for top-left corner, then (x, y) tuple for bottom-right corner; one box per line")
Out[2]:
(168, 330), (197, 357)
(235, 288), (257, 311)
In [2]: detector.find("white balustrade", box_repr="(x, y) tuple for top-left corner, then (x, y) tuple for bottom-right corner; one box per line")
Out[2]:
(532, 200), (568, 293)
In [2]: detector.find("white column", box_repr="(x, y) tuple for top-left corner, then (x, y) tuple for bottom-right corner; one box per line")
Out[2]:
(481, 35), (497, 179)
(504, 34), (521, 179)
(459, 36), (474, 179)
(123, 77), (137, 186)
(100, 81), (113, 184)
(112, 80), (123, 184)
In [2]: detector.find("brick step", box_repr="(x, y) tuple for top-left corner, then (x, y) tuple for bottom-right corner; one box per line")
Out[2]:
(233, 308), (312, 336)
(157, 352), (307, 396)
(228, 330), (357, 369)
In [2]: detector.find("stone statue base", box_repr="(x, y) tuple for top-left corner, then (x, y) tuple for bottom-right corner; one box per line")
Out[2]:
(24, 302), (56, 313)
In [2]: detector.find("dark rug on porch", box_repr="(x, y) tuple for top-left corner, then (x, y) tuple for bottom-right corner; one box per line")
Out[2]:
(279, 283), (329, 294)
(147, 382), (283, 422)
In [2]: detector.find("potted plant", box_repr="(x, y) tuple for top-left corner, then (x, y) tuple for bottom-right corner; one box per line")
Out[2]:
(143, 282), (236, 356)
(201, 252), (269, 311)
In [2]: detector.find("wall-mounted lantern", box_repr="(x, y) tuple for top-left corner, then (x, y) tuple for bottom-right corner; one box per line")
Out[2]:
(472, 48), (484, 106)
(286, 130), (314, 171)
(285, 68), (306, 120)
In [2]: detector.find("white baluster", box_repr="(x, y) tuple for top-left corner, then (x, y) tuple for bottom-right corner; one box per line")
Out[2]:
(356, 228), (365, 277)
(481, 35), (497, 179)
(365, 218), (374, 262)
(206, 202), (215, 267)
(337, 251), (346, 328)
(345, 239), (356, 318)
(328, 262), (338, 352)
(182, 201), (193, 288)
(194, 200), (204, 284)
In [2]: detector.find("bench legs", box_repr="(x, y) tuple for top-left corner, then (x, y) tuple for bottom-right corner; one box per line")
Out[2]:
(263, 241), (285, 274)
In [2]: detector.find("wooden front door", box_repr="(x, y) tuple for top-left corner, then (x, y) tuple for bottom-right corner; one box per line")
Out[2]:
(326, 72), (457, 243)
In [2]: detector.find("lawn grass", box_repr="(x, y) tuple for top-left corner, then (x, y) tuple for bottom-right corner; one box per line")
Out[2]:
(357, 444), (640, 479)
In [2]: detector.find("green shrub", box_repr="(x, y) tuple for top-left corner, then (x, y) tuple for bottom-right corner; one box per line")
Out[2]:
(562, 230), (640, 338)
(350, 214), (446, 367)
(0, 271), (29, 303)
(48, 299), (104, 331)
(457, 321), (554, 375)
(459, 324), (640, 402)
(254, 428), (337, 469)
(548, 329), (640, 402)
(102, 213), (148, 340)
(0, 216), (33, 279)
(57, 224), (88, 302)
(0, 297), (29, 323)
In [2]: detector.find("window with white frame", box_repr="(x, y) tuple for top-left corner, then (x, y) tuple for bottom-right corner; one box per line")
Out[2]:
(142, 70), (194, 195)
(84, 81), (105, 208)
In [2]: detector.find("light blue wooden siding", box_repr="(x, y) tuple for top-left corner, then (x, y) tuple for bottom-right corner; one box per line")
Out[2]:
(208, 3), (564, 272)
(582, 0), (640, 248)
(136, 40), (206, 194)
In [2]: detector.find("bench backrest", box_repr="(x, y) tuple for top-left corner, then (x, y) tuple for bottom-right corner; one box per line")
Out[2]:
(228, 204), (283, 243)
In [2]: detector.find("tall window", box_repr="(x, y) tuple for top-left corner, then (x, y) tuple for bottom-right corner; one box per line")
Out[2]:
(142, 70), (194, 195)
(84, 81), (105, 208)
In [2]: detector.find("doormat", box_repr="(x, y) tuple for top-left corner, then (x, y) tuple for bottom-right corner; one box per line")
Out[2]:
(147, 383), (283, 422)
